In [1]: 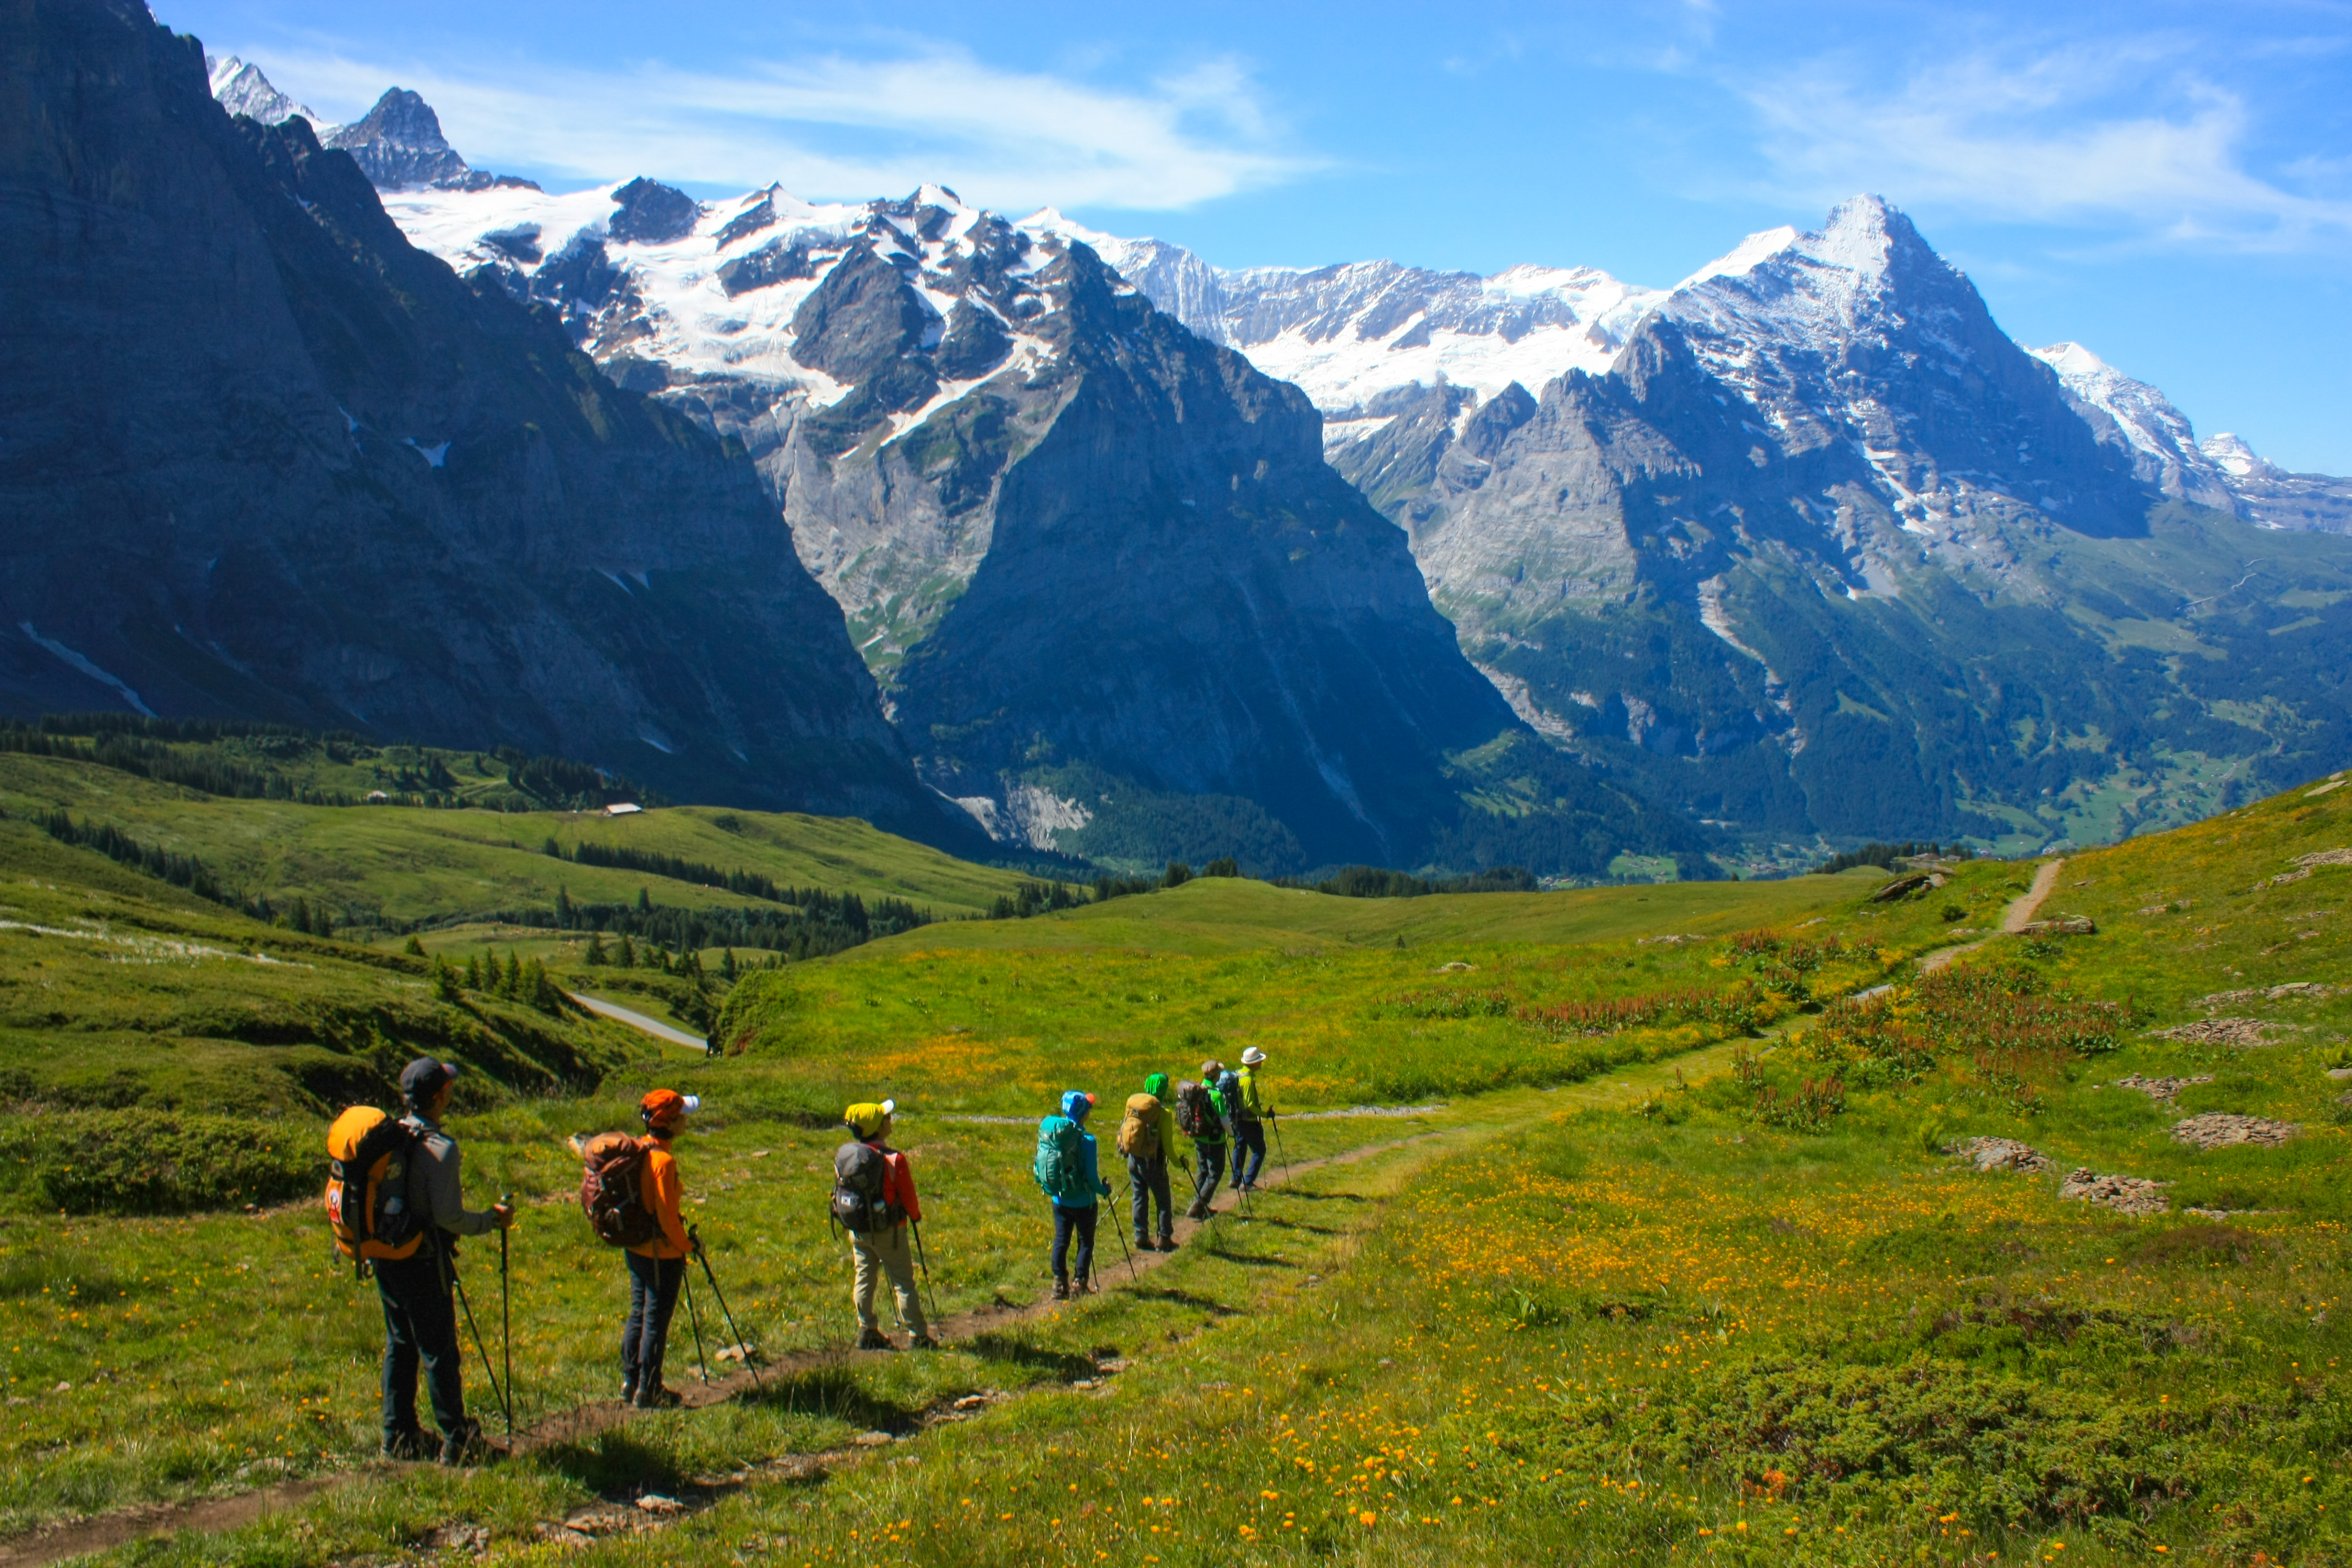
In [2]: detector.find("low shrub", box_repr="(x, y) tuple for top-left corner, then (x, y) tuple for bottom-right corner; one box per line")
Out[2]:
(0, 1112), (317, 1215)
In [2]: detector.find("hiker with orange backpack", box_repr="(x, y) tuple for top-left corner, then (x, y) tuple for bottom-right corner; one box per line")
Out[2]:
(617, 1089), (699, 1407)
(329, 1058), (511, 1463)
(1118, 1074), (1191, 1251)
(834, 1101), (935, 1350)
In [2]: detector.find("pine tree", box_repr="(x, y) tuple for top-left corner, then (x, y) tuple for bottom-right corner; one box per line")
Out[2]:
(500, 949), (522, 999)
(465, 952), (485, 992)
(635, 886), (651, 914)
(617, 934), (636, 968)
(315, 905), (333, 940)
(404, 934), (426, 957)
(584, 931), (608, 965)
(720, 948), (738, 981)
(429, 954), (460, 1003)
(554, 885), (573, 927)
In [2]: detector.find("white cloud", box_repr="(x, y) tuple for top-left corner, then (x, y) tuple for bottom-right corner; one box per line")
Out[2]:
(254, 44), (1311, 210)
(1733, 41), (2352, 251)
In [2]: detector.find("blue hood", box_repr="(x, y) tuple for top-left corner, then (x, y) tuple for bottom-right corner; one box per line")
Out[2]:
(1060, 1090), (1093, 1123)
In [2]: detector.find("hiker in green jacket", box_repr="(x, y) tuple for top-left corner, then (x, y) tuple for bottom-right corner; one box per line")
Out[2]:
(1178, 1061), (1227, 1220)
(1118, 1074), (1191, 1250)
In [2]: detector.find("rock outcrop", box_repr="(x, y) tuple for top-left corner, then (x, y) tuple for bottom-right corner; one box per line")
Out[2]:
(0, 0), (961, 840)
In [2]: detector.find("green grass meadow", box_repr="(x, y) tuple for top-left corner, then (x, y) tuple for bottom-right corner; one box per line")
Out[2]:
(0, 760), (2347, 1564)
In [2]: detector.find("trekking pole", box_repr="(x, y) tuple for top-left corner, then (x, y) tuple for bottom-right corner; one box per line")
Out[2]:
(689, 1227), (760, 1389)
(1108, 1191), (1137, 1282)
(445, 1251), (511, 1435)
(499, 1194), (515, 1439)
(910, 1220), (943, 1327)
(1270, 1113), (1292, 1183)
(682, 1266), (714, 1384)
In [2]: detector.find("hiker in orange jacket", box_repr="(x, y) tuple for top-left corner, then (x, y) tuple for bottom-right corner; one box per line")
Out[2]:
(622, 1088), (698, 1407)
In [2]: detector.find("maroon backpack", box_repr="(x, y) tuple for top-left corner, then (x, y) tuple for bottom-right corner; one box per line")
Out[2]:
(579, 1132), (660, 1248)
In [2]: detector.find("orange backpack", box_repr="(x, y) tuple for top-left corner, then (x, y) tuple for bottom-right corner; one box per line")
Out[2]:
(325, 1107), (426, 1267)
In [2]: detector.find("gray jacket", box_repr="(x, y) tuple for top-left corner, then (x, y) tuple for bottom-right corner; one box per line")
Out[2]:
(400, 1113), (500, 1239)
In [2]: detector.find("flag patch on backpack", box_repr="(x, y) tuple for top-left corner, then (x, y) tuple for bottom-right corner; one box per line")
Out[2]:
(832, 1141), (900, 1233)
(579, 1131), (660, 1248)
(325, 1106), (424, 1266)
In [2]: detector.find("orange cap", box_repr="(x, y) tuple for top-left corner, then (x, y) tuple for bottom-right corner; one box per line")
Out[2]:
(640, 1088), (698, 1128)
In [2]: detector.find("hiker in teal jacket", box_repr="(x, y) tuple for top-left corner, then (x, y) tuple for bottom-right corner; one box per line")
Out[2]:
(1037, 1090), (1113, 1299)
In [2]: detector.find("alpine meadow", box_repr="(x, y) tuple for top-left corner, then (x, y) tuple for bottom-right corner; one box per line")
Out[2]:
(4, 1), (2352, 1566)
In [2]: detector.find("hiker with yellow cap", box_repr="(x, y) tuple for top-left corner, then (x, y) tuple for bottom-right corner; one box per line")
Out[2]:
(620, 1088), (699, 1407)
(833, 1100), (934, 1349)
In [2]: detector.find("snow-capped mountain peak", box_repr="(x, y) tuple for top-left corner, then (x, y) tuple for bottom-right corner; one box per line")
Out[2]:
(2028, 340), (2236, 512)
(204, 54), (322, 130)
(2200, 432), (2277, 480)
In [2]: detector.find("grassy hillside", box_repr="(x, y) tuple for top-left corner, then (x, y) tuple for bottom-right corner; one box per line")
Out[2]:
(0, 751), (1030, 930)
(1, 774), (2346, 1564)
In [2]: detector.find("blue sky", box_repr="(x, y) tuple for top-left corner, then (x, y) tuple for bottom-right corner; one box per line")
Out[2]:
(168, 0), (2352, 472)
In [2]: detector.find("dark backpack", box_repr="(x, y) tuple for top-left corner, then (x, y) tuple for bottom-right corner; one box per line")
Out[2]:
(832, 1141), (899, 1233)
(325, 1107), (425, 1267)
(1174, 1080), (1222, 1140)
(580, 1131), (660, 1248)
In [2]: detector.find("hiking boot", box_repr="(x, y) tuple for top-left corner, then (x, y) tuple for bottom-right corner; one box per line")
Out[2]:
(1133, 1234), (1152, 1253)
(856, 1327), (896, 1351)
(908, 1334), (940, 1351)
(1074, 1274), (1097, 1295)
(634, 1385), (683, 1409)
(1158, 1234), (1178, 1251)
(620, 1381), (638, 1407)
(438, 1418), (485, 1466)
(382, 1427), (435, 1462)
(1051, 1279), (1069, 1301)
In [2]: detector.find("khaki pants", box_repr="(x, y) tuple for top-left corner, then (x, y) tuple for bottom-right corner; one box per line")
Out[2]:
(850, 1224), (928, 1336)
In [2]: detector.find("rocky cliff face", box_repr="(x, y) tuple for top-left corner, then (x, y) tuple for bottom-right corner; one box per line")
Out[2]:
(370, 171), (1695, 873)
(1, 0), (956, 838)
(1323, 200), (2352, 856)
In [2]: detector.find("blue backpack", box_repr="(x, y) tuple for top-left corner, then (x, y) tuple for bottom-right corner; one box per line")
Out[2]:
(1033, 1115), (1087, 1203)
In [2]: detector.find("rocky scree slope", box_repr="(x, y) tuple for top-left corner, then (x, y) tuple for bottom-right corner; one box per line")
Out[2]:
(2, 0), (959, 839)
(366, 160), (1699, 874)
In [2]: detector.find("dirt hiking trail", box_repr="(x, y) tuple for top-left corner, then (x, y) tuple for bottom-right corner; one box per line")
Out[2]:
(1917, 857), (2064, 974)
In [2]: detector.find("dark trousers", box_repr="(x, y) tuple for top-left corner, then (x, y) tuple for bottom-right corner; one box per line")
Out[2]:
(622, 1251), (687, 1395)
(377, 1249), (465, 1441)
(1232, 1120), (1267, 1188)
(1127, 1154), (1175, 1242)
(1190, 1140), (1226, 1214)
(1050, 1202), (1098, 1283)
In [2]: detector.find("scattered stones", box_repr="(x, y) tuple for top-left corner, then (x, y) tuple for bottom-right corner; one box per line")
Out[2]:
(634, 1495), (685, 1516)
(1637, 933), (1707, 945)
(1949, 1137), (2053, 1174)
(421, 1523), (489, 1554)
(1069, 1379), (1102, 1391)
(2115, 1074), (2214, 1103)
(2268, 869), (2312, 887)
(2171, 1114), (2299, 1150)
(50, 1380), (70, 1393)
(2018, 915), (2095, 936)
(2058, 1169), (2170, 1216)
(2293, 847), (2352, 868)
(2326, 1066), (2352, 1082)
(952, 1394), (990, 1412)
(1434, 961), (1474, 972)
(714, 1343), (757, 1364)
(851, 1431), (896, 1447)
(2197, 981), (2338, 1008)
(559, 1506), (642, 1537)
(1870, 872), (1933, 902)
(2149, 1017), (2287, 1047)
